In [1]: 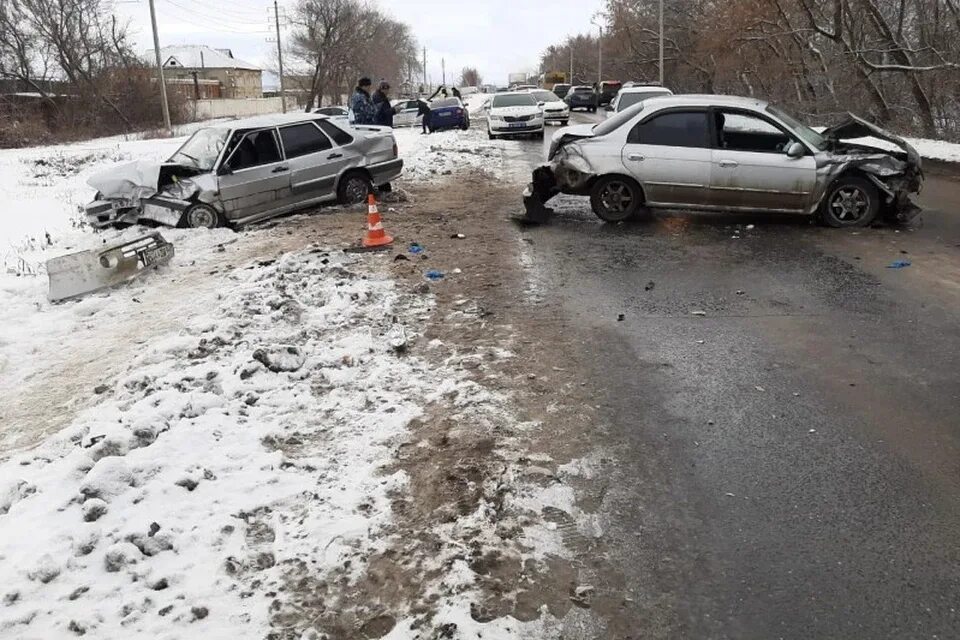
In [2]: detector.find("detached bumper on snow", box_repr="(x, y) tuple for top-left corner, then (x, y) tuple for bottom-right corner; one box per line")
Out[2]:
(47, 232), (174, 302)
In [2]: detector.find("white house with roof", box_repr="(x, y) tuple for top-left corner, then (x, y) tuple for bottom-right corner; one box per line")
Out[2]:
(145, 45), (262, 99)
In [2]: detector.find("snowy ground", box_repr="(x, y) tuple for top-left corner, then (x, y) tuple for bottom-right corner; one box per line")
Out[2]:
(0, 119), (571, 639)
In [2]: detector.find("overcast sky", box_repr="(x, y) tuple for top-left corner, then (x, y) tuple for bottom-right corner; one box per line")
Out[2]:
(116, 0), (604, 88)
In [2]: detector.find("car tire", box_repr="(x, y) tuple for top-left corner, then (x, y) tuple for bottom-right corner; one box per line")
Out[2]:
(337, 171), (372, 205)
(181, 203), (224, 229)
(590, 175), (644, 223)
(819, 175), (880, 228)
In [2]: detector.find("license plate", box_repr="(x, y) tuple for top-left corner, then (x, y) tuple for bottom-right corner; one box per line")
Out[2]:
(508, 122), (527, 128)
(142, 244), (173, 265)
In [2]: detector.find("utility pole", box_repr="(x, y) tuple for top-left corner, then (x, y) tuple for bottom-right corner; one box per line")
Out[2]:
(591, 18), (602, 85)
(441, 58), (446, 87)
(148, 0), (171, 132)
(422, 47), (427, 94)
(569, 46), (573, 84)
(274, 0), (286, 113)
(659, 0), (664, 85)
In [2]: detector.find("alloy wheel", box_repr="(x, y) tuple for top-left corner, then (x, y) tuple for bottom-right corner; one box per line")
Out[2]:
(829, 186), (869, 222)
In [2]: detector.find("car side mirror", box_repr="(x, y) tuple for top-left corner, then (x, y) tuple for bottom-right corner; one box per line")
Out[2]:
(786, 141), (805, 158)
(218, 165), (233, 176)
(538, 101), (545, 107)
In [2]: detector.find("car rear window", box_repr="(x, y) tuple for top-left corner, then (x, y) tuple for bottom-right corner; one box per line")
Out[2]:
(280, 122), (333, 158)
(574, 87), (594, 93)
(617, 91), (671, 111)
(433, 98), (460, 108)
(531, 91), (560, 102)
(628, 111), (711, 148)
(317, 120), (353, 145)
(492, 94), (537, 107)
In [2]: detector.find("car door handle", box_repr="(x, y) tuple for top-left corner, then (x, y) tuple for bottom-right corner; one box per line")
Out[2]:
(272, 166), (289, 173)
(628, 154), (645, 161)
(719, 160), (739, 168)
(327, 153), (343, 159)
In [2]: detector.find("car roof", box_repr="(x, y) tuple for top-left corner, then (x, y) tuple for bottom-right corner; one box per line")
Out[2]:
(492, 91), (536, 97)
(641, 94), (769, 110)
(619, 85), (672, 94)
(209, 112), (331, 131)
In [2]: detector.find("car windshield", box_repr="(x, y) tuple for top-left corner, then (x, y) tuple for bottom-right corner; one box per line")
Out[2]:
(617, 90), (671, 111)
(593, 100), (648, 136)
(169, 127), (229, 171)
(531, 91), (560, 103)
(766, 104), (827, 150)
(492, 94), (537, 107)
(433, 98), (460, 108)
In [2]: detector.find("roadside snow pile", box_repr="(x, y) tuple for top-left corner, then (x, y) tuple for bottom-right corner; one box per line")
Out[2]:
(0, 247), (574, 638)
(0, 249), (422, 637)
(394, 128), (505, 181)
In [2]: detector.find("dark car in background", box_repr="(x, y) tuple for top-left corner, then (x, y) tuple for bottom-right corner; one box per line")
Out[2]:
(565, 86), (598, 113)
(598, 80), (623, 106)
(429, 97), (470, 132)
(552, 83), (572, 99)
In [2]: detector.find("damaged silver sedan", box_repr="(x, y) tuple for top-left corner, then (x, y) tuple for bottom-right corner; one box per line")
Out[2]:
(524, 95), (923, 227)
(86, 113), (403, 229)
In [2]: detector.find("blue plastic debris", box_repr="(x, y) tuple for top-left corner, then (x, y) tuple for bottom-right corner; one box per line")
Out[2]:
(887, 259), (912, 269)
(425, 269), (444, 281)
(409, 242), (424, 255)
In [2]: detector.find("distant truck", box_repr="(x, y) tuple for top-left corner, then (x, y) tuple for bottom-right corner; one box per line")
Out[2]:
(508, 72), (527, 86)
(542, 71), (566, 90)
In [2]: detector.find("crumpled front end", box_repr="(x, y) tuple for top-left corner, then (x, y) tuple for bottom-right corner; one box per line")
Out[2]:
(522, 137), (601, 222)
(84, 161), (217, 229)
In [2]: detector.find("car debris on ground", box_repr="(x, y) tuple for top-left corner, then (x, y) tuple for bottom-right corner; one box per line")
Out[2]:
(46, 232), (174, 302)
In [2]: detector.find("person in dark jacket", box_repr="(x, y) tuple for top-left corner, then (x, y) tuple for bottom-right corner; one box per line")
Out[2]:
(416, 99), (431, 134)
(372, 81), (393, 127)
(349, 77), (376, 125)
(452, 86), (462, 100)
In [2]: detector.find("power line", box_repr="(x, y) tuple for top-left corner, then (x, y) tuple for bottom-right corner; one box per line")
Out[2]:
(160, 0), (271, 32)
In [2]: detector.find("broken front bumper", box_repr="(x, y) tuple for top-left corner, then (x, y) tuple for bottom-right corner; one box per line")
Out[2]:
(84, 195), (192, 228)
(46, 232), (175, 302)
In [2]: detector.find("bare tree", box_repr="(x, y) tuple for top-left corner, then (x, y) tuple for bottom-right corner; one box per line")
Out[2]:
(459, 67), (482, 87)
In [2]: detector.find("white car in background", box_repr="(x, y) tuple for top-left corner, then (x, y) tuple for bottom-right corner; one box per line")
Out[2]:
(485, 92), (544, 139)
(608, 85), (674, 113)
(525, 88), (569, 125)
(391, 99), (424, 128)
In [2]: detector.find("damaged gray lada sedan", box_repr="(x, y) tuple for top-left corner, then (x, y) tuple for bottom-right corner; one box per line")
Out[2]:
(523, 95), (923, 227)
(85, 113), (403, 229)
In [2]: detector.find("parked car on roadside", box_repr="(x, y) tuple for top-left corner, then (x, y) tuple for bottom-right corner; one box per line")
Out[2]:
(523, 95), (923, 227)
(525, 89), (570, 125)
(485, 92), (545, 139)
(85, 113), (403, 229)
(565, 86), (598, 112)
(552, 83), (572, 99)
(608, 85), (673, 113)
(598, 81), (623, 106)
(428, 97), (470, 132)
(391, 99), (424, 128)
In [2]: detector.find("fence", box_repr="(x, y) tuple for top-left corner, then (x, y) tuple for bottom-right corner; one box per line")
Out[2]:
(189, 97), (291, 120)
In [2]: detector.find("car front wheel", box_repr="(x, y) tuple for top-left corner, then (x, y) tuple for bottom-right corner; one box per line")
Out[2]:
(590, 176), (643, 223)
(820, 176), (879, 227)
(181, 203), (224, 229)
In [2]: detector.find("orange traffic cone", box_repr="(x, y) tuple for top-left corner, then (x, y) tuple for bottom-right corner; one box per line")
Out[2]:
(361, 193), (393, 248)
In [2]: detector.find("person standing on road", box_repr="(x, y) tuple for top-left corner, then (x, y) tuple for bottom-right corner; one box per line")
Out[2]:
(416, 99), (431, 134)
(349, 77), (376, 125)
(372, 81), (394, 127)
(452, 86), (462, 100)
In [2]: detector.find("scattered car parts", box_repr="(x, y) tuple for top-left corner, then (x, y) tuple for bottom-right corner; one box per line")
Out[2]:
(47, 232), (174, 302)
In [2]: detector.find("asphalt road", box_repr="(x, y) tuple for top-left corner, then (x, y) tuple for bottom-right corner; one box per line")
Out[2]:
(511, 113), (960, 638)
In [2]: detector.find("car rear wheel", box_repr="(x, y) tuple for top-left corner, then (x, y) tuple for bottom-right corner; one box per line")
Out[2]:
(590, 176), (643, 223)
(820, 176), (879, 227)
(181, 203), (224, 229)
(337, 172), (372, 205)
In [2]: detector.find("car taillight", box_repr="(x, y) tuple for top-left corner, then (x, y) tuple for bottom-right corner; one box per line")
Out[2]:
(392, 143), (398, 158)
(455, 108), (463, 115)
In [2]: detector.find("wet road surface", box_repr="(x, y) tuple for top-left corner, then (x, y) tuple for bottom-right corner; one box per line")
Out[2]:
(506, 117), (960, 637)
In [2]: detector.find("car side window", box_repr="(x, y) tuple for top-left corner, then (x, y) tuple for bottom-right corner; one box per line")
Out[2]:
(224, 129), (282, 171)
(716, 110), (793, 153)
(317, 120), (354, 146)
(279, 123), (333, 158)
(628, 111), (711, 148)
